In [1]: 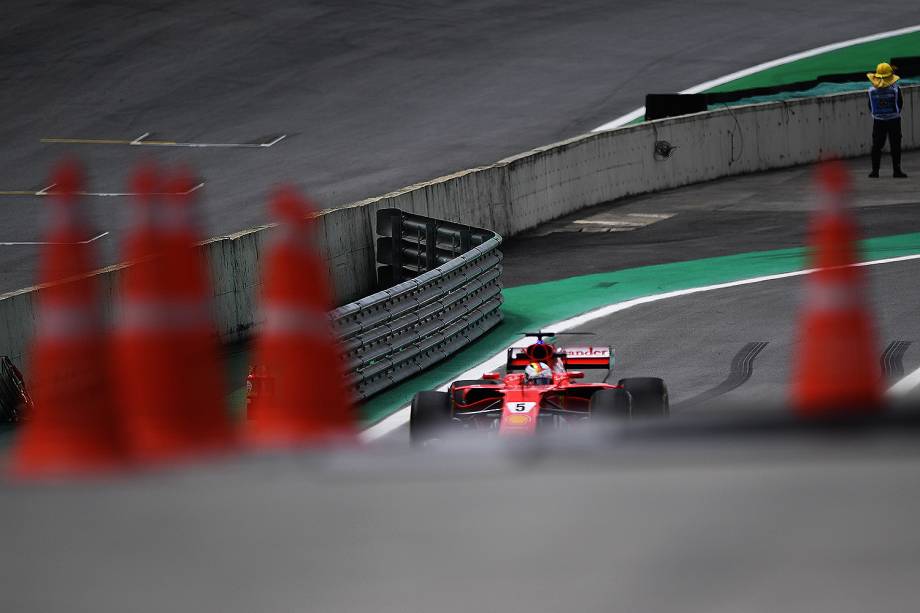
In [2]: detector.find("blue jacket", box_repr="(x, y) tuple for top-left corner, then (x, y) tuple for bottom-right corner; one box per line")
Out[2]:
(868, 84), (902, 120)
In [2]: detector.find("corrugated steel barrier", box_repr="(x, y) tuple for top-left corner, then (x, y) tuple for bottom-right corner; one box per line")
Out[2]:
(331, 209), (503, 400)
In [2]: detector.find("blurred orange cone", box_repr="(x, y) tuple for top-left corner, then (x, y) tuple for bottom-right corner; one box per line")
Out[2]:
(791, 161), (884, 416)
(112, 163), (233, 463)
(161, 168), (234, 447)
(246, 187), (356, 446)
(11, 160), (125, 477)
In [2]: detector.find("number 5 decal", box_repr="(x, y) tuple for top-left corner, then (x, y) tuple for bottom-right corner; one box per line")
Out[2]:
(506, 402), (536, 413)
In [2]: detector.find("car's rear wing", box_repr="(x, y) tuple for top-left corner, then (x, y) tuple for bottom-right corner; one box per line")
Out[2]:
(506, 346), (613, 370)
(560, 346), (613, 369)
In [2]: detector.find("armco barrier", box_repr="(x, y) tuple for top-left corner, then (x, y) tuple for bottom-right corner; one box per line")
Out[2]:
(333, 209), (502, 399)
(0, 86), (917, 372)
(375, 208), (496, 286)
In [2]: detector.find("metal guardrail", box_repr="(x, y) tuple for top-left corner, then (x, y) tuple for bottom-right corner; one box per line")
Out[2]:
(375, 209), (495, 287)
(0, 355), (31, 423)
(331, 209), (503, 400)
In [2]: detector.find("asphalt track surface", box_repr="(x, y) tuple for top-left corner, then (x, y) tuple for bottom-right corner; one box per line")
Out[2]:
(572, 258), (920, 402)
(4, 2), (920, 293)
(377, 257), (920, 443)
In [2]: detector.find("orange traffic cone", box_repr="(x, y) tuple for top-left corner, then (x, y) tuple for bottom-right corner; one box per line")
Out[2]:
(791, 161), (883, 416)
(11, 159), (125, 477)
(246, 187), (356, 446)
(111, 163), (233, 463)
(161, 168), (233, 446)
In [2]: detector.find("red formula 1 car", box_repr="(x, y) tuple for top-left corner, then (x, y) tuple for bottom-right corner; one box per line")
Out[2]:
(410, 332), (668, 444)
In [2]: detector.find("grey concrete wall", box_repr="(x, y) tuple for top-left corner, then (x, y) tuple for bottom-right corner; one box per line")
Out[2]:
(1, 86), (916, 370)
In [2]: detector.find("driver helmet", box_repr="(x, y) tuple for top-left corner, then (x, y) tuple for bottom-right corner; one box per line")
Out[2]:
(525, 361), (553, 385)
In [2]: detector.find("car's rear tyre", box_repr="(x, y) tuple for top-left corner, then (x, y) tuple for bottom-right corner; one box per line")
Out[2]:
(410, 390), (453, 445)
(617, 377), (669, 416)
(589, 388), (632, 420)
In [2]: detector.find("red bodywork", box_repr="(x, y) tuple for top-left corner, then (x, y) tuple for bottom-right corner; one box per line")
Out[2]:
(450, 342), (619, 436)
(245, 364), (273, 420)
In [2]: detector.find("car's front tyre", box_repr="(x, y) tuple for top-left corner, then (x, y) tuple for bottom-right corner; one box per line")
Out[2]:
(409, 390), (453, 445)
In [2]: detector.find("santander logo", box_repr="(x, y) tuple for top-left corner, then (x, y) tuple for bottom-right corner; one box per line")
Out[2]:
(564, 346), (610, 358)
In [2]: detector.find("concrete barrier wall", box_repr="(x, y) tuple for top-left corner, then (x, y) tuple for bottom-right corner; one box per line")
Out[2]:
(1, 86), (917, 370)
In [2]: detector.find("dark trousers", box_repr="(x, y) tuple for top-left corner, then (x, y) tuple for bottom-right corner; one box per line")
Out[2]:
(871, 118), (902, 172)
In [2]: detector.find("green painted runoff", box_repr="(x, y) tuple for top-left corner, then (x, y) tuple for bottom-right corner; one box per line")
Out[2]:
(707, 31), (920, 92)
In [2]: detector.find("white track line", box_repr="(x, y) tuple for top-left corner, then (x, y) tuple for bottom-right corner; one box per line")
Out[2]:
(888, 366), (920, 397)
(147, 141), (282, 149)
(78, 182), (203, 198)
(262, 134), (287, 147)
(65, 182), (204, 197)
(592, 24), (920, 132)
(0, 182), (204, 198)
(180, 182), (205, 195)
(0, 231), (109, 246)
(361, 253), (920, 442)
(42, 134), (287, 148)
